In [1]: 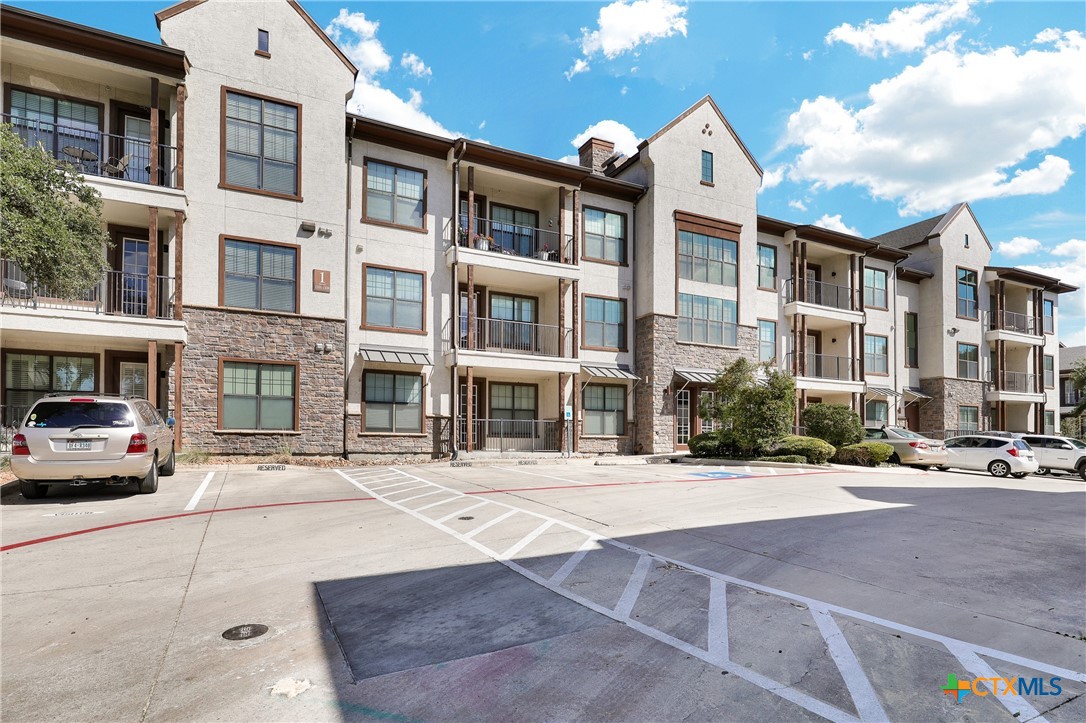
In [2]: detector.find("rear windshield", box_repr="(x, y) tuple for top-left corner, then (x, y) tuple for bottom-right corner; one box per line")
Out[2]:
(887, 427), (924, 439)
(25, 402), (135, 429)
(1013, 440), (1031, 450)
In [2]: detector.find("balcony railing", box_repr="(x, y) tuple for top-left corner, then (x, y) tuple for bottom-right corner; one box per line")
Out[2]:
(4, 114), (178, 188)
(457, 216), (573, 264)
(1, 259), (175, 319)
(783, 278), (855, 311)
(786, 352), (855, 381)
(986, 310), (1038, 335)
(446, 317), (573, 358)
(459, 418), (562, 452)
(988, 371), (1040, 394)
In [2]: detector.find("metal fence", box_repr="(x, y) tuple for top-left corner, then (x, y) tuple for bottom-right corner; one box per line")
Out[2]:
(459, 418), (562, 452)
(785, 352), (855, 380)
(1, 259), (175, 319)
(457, 217), (573, 263)
(784, 278), (855, 310)
(986, 309), (1038, 335)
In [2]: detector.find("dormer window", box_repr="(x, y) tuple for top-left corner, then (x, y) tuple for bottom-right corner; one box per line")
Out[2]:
(257, 29), (270, 57)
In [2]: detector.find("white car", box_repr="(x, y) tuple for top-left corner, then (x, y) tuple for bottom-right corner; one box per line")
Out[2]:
(1016, 434), (1086, 479)
(938, 435), (1039, 478)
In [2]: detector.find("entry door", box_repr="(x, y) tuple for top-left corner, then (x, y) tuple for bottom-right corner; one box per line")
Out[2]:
(123, 114), (152, 183)
(806, 263), (823, 304)
(491, 205), (538, 256)
(904, 404), (920, 432)
(119, 361), (148, 399)
(121, 238), (149, 316)
(458, 380), (480, 446)
(675, 389), (691, 450)
(489, 294), (536, 352)
(805, 330), (823, 377)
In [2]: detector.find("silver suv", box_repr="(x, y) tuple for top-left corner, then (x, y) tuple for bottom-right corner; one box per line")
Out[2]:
(10, 395), (176, 498)
(1015, 434), (1086, 479)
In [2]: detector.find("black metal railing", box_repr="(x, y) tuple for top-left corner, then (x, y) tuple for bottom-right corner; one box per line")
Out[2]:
(445, 318), (573, 358)
(2, 259), (175, 319)
(986, 310), (1038, 335)
(4, 114), (178, 188)
(457, 216), (572, 263)
(459, 418), (562, 452)
(786, 352), (855, 380)
(784, 278), (855, 310)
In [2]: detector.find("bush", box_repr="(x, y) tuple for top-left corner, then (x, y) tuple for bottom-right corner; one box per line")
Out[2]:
(833, 441), (894, 466)
(801, 403), (864, 447)
(756, 455), (807, 464)
(699, 359), (796, 458)
(688, 432), (722, 458)
(773, 435), (835, 464)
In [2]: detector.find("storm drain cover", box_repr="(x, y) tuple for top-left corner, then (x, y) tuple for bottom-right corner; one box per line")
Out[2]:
(458, 516), (474, 521)
(222, 624), (269, 641)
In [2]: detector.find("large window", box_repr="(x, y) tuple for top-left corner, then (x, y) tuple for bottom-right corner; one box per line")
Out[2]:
(363, 266), (424, 331)
(223, 239), (297, 312)
(1044, 411), (1056, 435)
(678, 230), (737, 286)
(364, 372), (422, 433)
(222, 90), (299, 197)
(364, 160), (425, 229)
(959, 405), (979, 432)
(758, 319), (777, 363)
(1043, 299), (1054, 334)
(1044, 355), (1055, 388)
(676, 389), (691, 446)
(678, 293), (737, 346)
(7, 88), (100, 161)
(584, 208), (626, 264)
(864, 268), (888, 308)
(584, 385), (626, 436)
(957, 343), (979, 379)
(956, 268), (978, 319)
(221, 361), (295, 430)
(3, 352), (97, 424)
(865, 335), (888, 375)
(757, 244), (777, 290)
(584, 297), (626, 350)
(866, 399), (889, 427)
(701, 150), (713, 183)
(491, 384), (536, 422)
(904, 312), (919, 368)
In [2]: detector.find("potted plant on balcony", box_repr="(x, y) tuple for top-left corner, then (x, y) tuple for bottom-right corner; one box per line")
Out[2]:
(537, 244), (552, 261)
(473, 233), (492, 251)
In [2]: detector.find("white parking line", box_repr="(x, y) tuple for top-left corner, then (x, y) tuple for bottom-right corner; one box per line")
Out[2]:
(707, 577), (729, 664)
(494, 467), (591, 485)
(811, 607), (888, 722)
(183, 471), (215, 511)
(463, 509), (518, 539)
(614, 554), (652, 619)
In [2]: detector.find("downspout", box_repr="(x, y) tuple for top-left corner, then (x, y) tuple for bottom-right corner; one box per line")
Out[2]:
(450, 139), (468, 459)
(629, 185), (648, 452)
(342, 118), (355, 459)
(887, 248), (901, 425)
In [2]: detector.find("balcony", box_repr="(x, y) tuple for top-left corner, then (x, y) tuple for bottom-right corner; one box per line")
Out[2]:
(985, 309), (1043, 347)
(986, 370), (1044, 403)
(783, 278), (863, 325)
(4, 114), (178, 189)
(445, 217), (580, 281)
(459, 419), (562, 453)
(1, 258), (176, 320)
(443, 317), (579, 374)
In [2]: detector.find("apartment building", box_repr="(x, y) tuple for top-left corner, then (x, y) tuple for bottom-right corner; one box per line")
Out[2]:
(1, 1), (1075, 458)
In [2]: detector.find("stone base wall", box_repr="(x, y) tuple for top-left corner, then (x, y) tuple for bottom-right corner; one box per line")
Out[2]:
(578, 432), (637, 456)
(181, 307), (346, 455)
(346, 414), (444, 457)
(918, 377), (989, 433)
(634, 314), (759, 454)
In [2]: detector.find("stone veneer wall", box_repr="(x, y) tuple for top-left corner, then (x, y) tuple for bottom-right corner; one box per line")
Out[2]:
(182, 307), (345, 455)
(918, 377), (989, 433)
(346, 414), (442, 458)
(578, 430), (637, 456)
(635, 314), (759, 453)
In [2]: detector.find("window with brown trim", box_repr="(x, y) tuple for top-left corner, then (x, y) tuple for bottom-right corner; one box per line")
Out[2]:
(584, 207), (626, 264)
(956, 267), (978, 319)
(221, 88), (300, 198)
(701, 150), (713, 184)
(678, 230), (736, 286)
(584, 296), (626, 350)
(363, 265), (425, 332)
(904, 312), (919, 368)
(1044, 355), (1055, 388)
(1043, 298), (1054, 334)
(583, 384), (626, 436)
(678, 293), (737, 346)
(257, 29), (270, 56)
(959, 405), (979, 432)
(363, 159), (425, 230)
(957, 343), (979, 379)
(863, 267), (888, 308)
(2, 350), (98, 425)
(222, 237), (298, 313)
(364, 371), (422, 433)
(6, 87), (102, 162)
(220, 360), (296, 430)
(865, 334), (888, 375)
(757, 244), (777, 290)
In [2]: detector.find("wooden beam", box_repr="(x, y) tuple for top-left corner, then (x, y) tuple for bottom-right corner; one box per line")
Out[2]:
(173, 210), (183, 320)
(465, 367), (474, 453)
(175, 84), (185, 189)
(147, 206), (158, 319)
(149, 77), (160, 186)
(173, 342), (183, 449)
(147, 340), (158, 406)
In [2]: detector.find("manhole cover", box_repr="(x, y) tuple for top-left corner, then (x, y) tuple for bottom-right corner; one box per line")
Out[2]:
(222, 624), (269, 641)
(458, 516), (474, 521)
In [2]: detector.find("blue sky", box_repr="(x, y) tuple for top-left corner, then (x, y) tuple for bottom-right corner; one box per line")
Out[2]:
(13, 0), (1086, 344)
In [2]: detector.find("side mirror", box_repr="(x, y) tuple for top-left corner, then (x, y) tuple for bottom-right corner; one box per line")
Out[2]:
(166, 416), (175, 429)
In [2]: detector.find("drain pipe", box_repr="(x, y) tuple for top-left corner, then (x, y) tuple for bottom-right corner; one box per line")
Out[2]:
(450, 139), (468, 459)
(342, 118), (356, 460)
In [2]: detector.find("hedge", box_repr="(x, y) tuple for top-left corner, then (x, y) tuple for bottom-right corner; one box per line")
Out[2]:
(773, 435), (836, 464)
(756, 455), (808, 464)
(833, 441), (894, 466)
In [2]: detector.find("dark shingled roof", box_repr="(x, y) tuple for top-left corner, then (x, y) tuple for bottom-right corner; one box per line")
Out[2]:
(871, 213), (945, 249)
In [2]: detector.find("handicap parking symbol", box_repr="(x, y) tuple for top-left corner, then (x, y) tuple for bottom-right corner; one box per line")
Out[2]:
(690, 471), (749, 479)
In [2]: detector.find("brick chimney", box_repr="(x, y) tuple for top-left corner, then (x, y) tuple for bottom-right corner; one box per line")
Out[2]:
(578, 137), (615, 175)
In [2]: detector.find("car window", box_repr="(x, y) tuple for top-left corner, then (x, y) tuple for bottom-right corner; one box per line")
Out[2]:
(1021, 436), (1041, 446)
(866, 430), (887, 440)
(887, 427), (923, 439)
(945, 437), (971, 448)
(24, 402), (136, 429)
(1013, 440), (1031, 450)
(135, 402), (159, 427)
(1068, 439), (1086, 449)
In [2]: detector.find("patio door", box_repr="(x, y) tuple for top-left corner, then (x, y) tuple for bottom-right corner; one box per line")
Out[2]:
(490, 205), (538, 257)
(119, 361), (148, 399)
(489, 294), (536, 353)
(120, 238), (149, 316)
(905, 404), (920, 432)
(123, 114), (152, 183)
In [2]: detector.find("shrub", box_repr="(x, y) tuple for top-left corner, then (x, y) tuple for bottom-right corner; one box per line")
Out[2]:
(773, 435), (835, 464)
(688, 432), (722, 458)
(833, 441), (894, 466)
(801, 403), (864, 447)
(757, 455), (807, 464)
(699, 359), (796, 458)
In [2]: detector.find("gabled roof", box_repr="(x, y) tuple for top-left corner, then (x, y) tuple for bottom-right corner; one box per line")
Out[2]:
(610, 95), (763, 178)
(873, 202), (991, 250)
(155, 0), (357, 77)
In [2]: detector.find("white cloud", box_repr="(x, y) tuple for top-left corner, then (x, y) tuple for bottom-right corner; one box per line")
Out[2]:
(400, 52), (432, 79)
(569, 119), (642, 159)
(759, 166), (786, 193)
(567, 0), (687, 78)
(995, 236), (1044, 258)
(789, 199), (808, 212)
(478, 120), (486, 131)
(1052, 238), (1086, 263)
(825, 0), (975, 57)
(802, 50), (815, 61)
(813, 213), (861, 236)
(620, 86), (629, 96)
(326, 9), (455, 137)
(783, 29), (1086, 215)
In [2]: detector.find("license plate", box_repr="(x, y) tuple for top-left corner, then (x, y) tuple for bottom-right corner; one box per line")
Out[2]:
(66, 440), (92, 451)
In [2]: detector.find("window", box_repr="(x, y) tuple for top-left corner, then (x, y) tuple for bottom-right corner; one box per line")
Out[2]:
(2, 352), (97, 425)
(964, 233), (970, 248)
(864, 268), (888, 308)
(1043, 299), (1054, 334)
(701, 150), (713, 184)
(957, 343), (979, 379)
(1044, 355), (1055, 388)
(364, 266), (424, 331)
(221, 361), (295, 430)
(1044, 411), (1056, 435)
(7, 88), (100, 162)
(364, 160), (425, 229)
(959, 405), (979, 432)
(865, 335), (888, 375)
(584, 297), (626, 350)
(257, 29), (270, 55)
(678, 230), (737, 286)
(904, 312), (919, 368)
(866, 399), (889, 427)
(676, 389), (691, 446)
(223, 90), (299, 197)
(584, 385), (625, 436)
(956, 268), (978, 319)
(584, 208), (626, 264)
(758, 319), (777, 363)
(679, 293), (737, 346)
(757, 244), (777, 289)
(699, 390), (716, 433)
(364, 372), (422, 433)
(1064, 378), (1082, 406)
(223, 239), (297, 312)
(491, 384), (536, 423)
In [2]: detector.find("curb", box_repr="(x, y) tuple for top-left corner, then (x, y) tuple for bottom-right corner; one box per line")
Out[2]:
(1, 479), (20, 497)
(679, 457), (832, 470)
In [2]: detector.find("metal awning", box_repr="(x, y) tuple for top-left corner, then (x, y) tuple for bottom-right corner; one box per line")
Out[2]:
(581, 365), (639, 381)
(357, 345), (432, 366)
(903, 387), (932, 400)
(866, 386), (901, 398)
(674, 368), (718, 385)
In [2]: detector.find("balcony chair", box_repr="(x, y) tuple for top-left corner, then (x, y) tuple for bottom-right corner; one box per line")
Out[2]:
(102, 154), (132, 179)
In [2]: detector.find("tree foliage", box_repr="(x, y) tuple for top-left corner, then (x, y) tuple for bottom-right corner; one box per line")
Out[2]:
(801, 403), (864, 447)
(1070, 358), (1086, 417)
(1, 124), (109, 298)
(699, 358), (796, 458)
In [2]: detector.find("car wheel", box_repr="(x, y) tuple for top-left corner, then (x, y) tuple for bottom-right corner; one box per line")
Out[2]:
(1078, 464), (1086, 482)
(1036, 467), (1050, 475)
(988, 460), (1011, 478)
(934, 465), (949, 471)
(139, 455), (159, 494)
(19, 479), (46, 499)
(160, 445), (176, 477)
(889, 452), (901, 465)
(1011, 472), (1028, 479)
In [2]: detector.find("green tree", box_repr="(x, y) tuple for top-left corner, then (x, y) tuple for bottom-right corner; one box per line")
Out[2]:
(700, 358), (796, 457)
(801, 403), (864, 447)
(1071, 358), (1086, 417)
(1, 124), (109, 298)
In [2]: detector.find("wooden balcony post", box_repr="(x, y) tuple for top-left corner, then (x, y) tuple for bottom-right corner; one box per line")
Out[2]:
(558, 279), (566, 356)
(857, 255), (865, 312)
(174, 342), (183, 450)
(147, 340), (158, 406)
(849, 255), (858, 311)
(558, 372), (568, 454)
(147, 207), (158, 319)
(572, 189), (581, 263)
(571, 279), (579, 359)
(572, 372), (580, 452)
(465, 367), (474, 453)
(175, 84), (185, 189)
(799, 242), (808, 303)
(173, 210), (183, 320)
(466, 166), (475, 242)
(466, 264), (475, 350)
(558, 187), (568, 263)
(149, 78), (160, 187)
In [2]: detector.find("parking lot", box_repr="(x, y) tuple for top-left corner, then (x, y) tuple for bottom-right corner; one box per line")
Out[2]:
(2, 461), (1084, 722)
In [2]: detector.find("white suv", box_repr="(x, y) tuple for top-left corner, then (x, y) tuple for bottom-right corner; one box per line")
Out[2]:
(1016, 435), (1086, 479)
